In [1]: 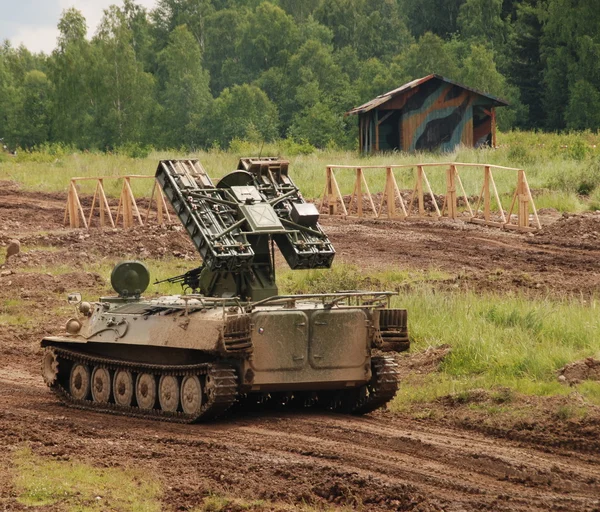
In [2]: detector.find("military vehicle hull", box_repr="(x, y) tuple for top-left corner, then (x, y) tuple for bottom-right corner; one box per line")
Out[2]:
(42, 293), (408, 422)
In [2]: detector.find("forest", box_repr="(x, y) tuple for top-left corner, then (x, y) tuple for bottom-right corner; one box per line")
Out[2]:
(0, 0), (598, 152)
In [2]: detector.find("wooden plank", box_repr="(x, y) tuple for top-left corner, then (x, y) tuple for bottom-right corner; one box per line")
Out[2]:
(72, 182), (88, 229)
(67, 182), (79, 228)
(360, 170), (377, 215)
(422, 168), (441, 218)
(87, 181), (99, 228)
(505, 189), (518, 227)
(157, 183), (171, 223)
(468, 219), (509, 228)
(455, 169), (473, 217)
(145, 179), (156, 223)
(325, 167), (336, 215)
(99, 179), (115, 228)
(119, 181), (132, 228)
(376, 110), (394, 126)
(348, 167), (363, 218)
(488, 169), (507, 223)
(392, 173), (408, 218)
(386, 167), (395, 218)
(446, 165), (457, 219)
(125, 178), (144, 226)
(483, 166), (491, 221)
(331, 170), (348, 216)
(416, 166), (424, 216)
(518, 169), (529, 228)
(522, 172), (541, 229)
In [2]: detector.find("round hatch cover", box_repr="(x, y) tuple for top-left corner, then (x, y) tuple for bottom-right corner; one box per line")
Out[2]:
(111, 261), (150, 297)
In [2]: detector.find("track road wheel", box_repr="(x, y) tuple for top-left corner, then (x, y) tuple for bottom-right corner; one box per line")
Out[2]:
(70, 363), (90, 400)
(159, 375), (179, 412)
(42, 348), (59, 387)
(181, 375), (202, 416)
(91, 367), (112, 403)
(136, 373), (157, 410)
(113, 369), (134, 407)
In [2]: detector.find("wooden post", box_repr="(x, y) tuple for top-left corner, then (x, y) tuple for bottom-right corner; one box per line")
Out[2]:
(98, 181), (105, 227)
(324, 168), (347, 216)
(325, 166), (336, 215)
(446, 165), (458, 219)
(417, 165), (424, 216)
(518, 169), (529, 228)
(67, 181), (79, 228)
(483, 166), (491, 222)
(119, 179), (134, 228)
(356, 168), (363, 217)
(522, 172), (541, 229)
(124, 178), (144, 226)
(385, 167), (396, 218)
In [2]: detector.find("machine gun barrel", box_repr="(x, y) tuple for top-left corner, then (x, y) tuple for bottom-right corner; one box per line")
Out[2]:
(154, 266), (203, 292)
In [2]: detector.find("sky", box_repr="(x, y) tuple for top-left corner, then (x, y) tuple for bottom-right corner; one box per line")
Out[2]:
(0, 0), (158, 54)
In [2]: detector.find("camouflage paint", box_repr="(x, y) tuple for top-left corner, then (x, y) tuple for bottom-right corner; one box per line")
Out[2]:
(350, 75), (507, 153)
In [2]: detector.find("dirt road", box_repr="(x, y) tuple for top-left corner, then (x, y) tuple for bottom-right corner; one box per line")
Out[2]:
(2, 183), (600, 510)
(1, 365), (600, 511)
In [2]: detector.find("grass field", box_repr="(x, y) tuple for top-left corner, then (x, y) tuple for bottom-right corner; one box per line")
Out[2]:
(2, 131), (600, 213)
(3, 133), (600, 509)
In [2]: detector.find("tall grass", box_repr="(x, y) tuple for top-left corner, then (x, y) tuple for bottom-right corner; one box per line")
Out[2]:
(2, 131), (600, 212)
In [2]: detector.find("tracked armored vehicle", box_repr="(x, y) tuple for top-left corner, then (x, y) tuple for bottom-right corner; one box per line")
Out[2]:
(41, 158), (409, 422)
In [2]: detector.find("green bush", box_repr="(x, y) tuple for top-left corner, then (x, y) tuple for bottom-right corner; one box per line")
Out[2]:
(116, 142), (153, 159)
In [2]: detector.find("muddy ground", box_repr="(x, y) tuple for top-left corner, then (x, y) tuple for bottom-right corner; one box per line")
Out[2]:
(1, 182), (600, 511)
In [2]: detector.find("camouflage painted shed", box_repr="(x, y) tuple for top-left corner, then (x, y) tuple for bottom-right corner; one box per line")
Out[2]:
(347, 74), (509, 153)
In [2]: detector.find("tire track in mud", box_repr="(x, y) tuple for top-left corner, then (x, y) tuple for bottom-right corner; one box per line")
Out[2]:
(2, 373), (599, 511)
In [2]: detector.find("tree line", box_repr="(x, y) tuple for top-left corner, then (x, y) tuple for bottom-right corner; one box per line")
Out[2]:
(0, 0), (598, 152)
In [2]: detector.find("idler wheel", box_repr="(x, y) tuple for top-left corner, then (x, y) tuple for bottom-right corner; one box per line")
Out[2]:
(180, 375), (203, 416)
(158, 375), (180, 412)
(113, 369), (134, 407)
(42, 348), (59, 387)
(69, 363), (90, 400)
(91, 367), (111, 404)
(136, 373), (157, 410)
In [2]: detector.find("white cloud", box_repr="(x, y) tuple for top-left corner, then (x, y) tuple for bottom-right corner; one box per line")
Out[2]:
(10, 25), (59, 54)
(6, 0), (159, 53)
(58, 0), (158, 39)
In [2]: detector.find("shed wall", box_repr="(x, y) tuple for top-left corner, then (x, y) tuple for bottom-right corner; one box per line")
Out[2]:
(358, 80), (497, 153)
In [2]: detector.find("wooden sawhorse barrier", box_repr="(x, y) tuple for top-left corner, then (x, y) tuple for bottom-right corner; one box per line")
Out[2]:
(64, 175), (171, 229)
(321, 162), (541, 232)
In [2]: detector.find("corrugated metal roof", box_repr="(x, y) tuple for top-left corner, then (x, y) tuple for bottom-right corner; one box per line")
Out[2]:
(346, 74), (510, 116)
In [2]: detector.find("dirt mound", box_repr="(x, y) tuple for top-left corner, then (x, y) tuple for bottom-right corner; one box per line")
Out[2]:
(558, 357), (600, 385)
(0, 225), (196, 261)
(395, 344), (452, 377)
(531, 212), (600, 249)
(0, 269), (104, 299)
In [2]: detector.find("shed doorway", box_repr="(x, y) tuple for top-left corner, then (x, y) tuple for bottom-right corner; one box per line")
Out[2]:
(377, 110), (402, 151)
